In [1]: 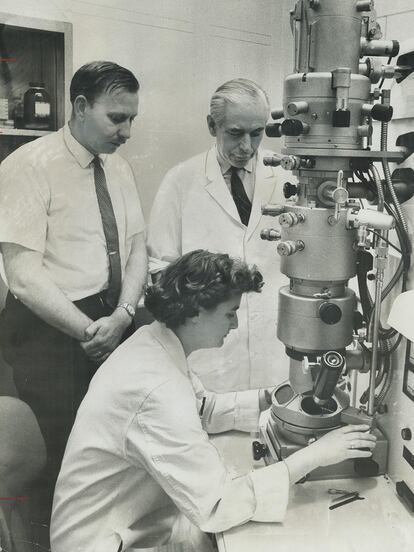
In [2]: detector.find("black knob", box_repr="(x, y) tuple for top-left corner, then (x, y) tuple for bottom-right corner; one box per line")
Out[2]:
(319, 302), (342, 325)
(252, 440), (268, 461)
(401, 428), (412, 441)
(283, 182), (298, 199)
(265, 123), (283, 138)
(371, 104), (393, 122)
(333, 109), (351, 128)
(281, 119), (307, 136)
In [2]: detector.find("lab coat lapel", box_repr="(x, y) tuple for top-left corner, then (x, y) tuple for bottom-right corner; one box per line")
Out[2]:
(246, 150), (277, 241)
(204, 148), (244, 225)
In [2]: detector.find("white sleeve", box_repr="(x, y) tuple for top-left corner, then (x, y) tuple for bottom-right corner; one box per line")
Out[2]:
(0, 156), (48, 253)
(124, 377), (290, 533)
(189, 370), (261, 433)
(147, 168), (183, 274)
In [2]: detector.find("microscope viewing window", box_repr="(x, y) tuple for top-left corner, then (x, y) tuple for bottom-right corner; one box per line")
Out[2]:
(403, 341), (414, 402)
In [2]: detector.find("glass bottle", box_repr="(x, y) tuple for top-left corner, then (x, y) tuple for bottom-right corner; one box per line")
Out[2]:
(23, 82), (52, 130)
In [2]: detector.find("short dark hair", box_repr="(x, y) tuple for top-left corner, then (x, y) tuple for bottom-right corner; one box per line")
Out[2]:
(70, 61), (139, 105)
(145, 250), (263, 329)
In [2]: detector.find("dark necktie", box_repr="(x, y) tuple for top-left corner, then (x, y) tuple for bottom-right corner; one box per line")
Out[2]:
(92, 156), (122, 307)
(230, 166), (252, 226)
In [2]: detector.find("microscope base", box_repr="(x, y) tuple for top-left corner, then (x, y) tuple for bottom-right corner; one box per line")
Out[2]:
(259, 414), (388, 481)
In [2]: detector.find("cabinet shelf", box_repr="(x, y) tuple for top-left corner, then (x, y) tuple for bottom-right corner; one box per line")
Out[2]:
(0, 128), (51, 137)
(0, 13), (72, 162)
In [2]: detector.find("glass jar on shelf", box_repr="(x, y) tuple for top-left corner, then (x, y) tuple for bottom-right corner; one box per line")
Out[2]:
(23, 82), (52, 130)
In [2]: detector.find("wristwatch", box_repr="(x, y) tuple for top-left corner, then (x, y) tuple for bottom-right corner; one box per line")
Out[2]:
(116, 302), (136, 318)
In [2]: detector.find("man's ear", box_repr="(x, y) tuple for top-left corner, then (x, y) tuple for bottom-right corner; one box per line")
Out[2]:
(73, 95), (89, 120)
(207, 114), (217, 137)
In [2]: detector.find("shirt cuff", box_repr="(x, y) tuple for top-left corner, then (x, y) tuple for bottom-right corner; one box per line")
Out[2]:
(234, 390), (261, 433)
(250, 461), (290, 522)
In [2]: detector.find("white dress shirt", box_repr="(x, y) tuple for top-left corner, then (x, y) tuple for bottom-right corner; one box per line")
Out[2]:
(51, 321), (290, 552)
(0, 125), (145, 300)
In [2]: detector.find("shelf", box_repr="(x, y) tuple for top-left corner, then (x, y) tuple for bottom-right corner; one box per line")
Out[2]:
(0, 128), (51, 137)
(0, 14), (72, 161)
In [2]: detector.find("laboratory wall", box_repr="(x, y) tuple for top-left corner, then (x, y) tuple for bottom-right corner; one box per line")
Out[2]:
(0, 0), (289, 218)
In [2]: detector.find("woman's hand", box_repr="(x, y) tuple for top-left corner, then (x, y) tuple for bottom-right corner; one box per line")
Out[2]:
(284, 424), (377, 483)
(310, 424), (377, 467)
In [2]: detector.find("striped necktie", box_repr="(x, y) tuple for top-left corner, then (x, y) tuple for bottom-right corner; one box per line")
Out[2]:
(92, 156), (122, 307)
(230, 166), (252, 226)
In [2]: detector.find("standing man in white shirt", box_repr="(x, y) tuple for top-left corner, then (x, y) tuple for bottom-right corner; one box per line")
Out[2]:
(0, 61), (147, 528)
(51, 250), (376, 552)
(147, 78), (288, 392)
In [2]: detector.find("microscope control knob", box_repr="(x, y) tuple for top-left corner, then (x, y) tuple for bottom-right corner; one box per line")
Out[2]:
(262, 203), (285, 216)
(281, 119), (310, 136)
(283, 182), (298, 198)
(361, 103), (393, 122)
(319, 302), (342, 325)
(279, 212), (305, 228)
(271, 108), (284, 120)
(277, 240), (305, 256)
(265, 123), (283, 138)
(401, 428), (412, 441)
(260, 228), (281, 241)
(287, 101), (309, 116)
(263, 155), (283, 167)
(252, 441), (269, 461)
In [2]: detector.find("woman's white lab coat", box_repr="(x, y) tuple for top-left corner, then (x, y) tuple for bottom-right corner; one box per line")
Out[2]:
(51, 322), (290, 552)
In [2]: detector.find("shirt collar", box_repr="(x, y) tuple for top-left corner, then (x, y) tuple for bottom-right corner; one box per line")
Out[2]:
(63, 123), (107, 169)
(215, 145), (254, 176)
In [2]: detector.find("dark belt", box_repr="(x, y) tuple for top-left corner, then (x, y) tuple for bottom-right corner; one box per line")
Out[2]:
(3, 289), (113, 326)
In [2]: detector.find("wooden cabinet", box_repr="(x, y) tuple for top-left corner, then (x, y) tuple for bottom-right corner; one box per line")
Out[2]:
(0, 12), (72, 162)
(0, 12), (72, 307)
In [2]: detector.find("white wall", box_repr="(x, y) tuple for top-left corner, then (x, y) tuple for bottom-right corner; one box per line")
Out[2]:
(1, 0), (288, 218)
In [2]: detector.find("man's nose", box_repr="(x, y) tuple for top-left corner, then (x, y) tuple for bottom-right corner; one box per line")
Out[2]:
(118, 120), (132, 141)
(239, 134), (252, 153)
(229, 314), (238, 330)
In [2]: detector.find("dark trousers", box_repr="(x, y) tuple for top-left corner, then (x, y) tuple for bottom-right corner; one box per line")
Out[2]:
(0, 291), (134, 532)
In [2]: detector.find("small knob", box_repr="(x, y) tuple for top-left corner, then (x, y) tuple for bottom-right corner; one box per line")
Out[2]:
(263, 155), (283, 167)
(361, 103), (393, 122)
(319, 302), (342, 325)
(332, 109), (351, 128)
(277, 240), (305, 256)
(265, 123), (283, 138)
(356, 0), (373, 11)
(260, 228), (281, 241)
(281, 155), (301, 171)
(287, 101), (309, 116)
(357, 124), (373, 137)
(281, 119), (310, 136)
(279, 212), (305, 228)
(252, 441), (268, 461)
(283, 182), (298, 198)
(262, 203), (286, 216)
(401, 428), (412, 441)
(271, 108), (284, 120)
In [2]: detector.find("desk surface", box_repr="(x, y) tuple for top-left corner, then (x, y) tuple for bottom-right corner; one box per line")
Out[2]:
(212, 432), (414, 552)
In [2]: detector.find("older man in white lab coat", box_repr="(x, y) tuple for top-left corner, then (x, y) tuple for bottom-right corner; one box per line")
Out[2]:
(147, 78), (289, 392)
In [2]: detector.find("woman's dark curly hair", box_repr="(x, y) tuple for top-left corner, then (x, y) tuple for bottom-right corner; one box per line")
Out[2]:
(144, 249), (263, 329)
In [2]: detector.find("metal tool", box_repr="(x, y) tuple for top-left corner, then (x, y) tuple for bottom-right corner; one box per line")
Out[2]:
(329, 492), (365, 510)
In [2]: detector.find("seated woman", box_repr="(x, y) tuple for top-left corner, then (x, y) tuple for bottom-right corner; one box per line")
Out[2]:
(51, 250), (376, 552)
